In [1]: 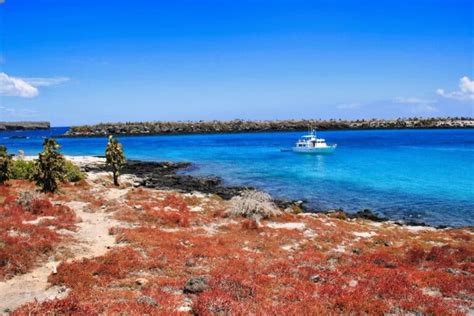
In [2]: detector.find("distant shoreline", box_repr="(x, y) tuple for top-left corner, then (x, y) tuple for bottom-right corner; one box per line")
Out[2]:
(0, 121), (50, 132)
(58, 126), (474, 139)
(62, 118), (474, 138)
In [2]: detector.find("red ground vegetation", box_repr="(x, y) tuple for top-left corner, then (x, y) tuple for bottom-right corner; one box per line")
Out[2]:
(0, 182), (77, 280)
(11, 182), (474, 315)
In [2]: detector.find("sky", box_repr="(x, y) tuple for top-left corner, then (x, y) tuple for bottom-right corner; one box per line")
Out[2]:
(0, 0), (473, 126)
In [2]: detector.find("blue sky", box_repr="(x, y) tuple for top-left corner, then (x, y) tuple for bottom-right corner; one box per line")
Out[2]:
(0, 0), (472, 126)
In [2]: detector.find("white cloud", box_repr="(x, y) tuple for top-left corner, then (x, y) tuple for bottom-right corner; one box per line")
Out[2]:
(393, 97), (438, 113)
(410, 104), (439, 114)
(23, 76), (70, 87)
(437, 76), (474, 101)
(0, 106), (39, 118)
(336, 102), (361, 109)
(393, 97), (435, 105)
(0, 72), (38, 98)
(0, 72), (70, 98)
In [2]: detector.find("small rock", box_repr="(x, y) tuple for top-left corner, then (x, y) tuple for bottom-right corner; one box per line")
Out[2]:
(352, 248), (361, 255)
(135, 278), (149, 286)
(136, 295), (158, 307)
(384, 262), (398, 269)
(52, 263), (57, 274)
(310, 275), (322, 283)
(349, 280), (358, 287)
(327, 257), (338, 266)
(446, 268), (457, 274)
(374, 239), (392, 247)
(183, 276), (209, 294)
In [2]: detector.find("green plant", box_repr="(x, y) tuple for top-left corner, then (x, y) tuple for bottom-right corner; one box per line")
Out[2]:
(64, 160), (85, 182)
(11, 159), (84, 183)
(34, 139), (66, 193)
(105, 135), (125, 186)
(11, 160), (36, 180)
(0, 146), (12, 184)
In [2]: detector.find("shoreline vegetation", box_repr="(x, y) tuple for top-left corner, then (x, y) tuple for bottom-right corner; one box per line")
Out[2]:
(84, 157), (453, 229)
(0, 155), (472, 314)
(64, 117), (474, 137)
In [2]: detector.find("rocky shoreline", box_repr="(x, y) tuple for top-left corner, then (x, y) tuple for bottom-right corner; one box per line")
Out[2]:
(64, 117), (474, 137)
(82, 158), (443, 228)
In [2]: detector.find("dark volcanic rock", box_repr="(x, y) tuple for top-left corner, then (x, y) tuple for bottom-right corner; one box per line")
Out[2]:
(127, 161), (248, 199)
(349, 209), (388, 222)
(183, 276), (209, 294)
(136, 295), (158, 307)
(86, 159), (250, 201)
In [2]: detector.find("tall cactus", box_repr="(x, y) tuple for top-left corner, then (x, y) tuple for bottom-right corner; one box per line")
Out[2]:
(34, 138), (66, 193)
(105, 135), (125, 186)
(0, 145), (12, 184)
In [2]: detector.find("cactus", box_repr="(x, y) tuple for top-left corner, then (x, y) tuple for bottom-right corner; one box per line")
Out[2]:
(34, 138), (66, 193)
(105, 135), (125, 186)
(0, 145), (12, 184)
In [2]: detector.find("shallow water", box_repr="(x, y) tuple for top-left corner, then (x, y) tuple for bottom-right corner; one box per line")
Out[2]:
(2, 128), (473, 227)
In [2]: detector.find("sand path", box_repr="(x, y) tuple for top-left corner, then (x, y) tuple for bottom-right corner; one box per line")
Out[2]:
(0, 185), (129, 313)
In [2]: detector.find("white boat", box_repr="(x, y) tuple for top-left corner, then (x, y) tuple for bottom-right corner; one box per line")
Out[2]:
(292, 130), (337, 154)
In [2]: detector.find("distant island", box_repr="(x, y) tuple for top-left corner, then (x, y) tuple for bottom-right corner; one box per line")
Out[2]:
(0, 121), (50, 132)
(64, 117), (473, 137)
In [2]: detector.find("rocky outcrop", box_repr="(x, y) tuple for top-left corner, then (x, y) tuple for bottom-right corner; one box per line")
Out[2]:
(83, 159), (301, 210)
(64, 118), (474, 137)
(0, 121), (50, 131)
(83, 159), (445, 227)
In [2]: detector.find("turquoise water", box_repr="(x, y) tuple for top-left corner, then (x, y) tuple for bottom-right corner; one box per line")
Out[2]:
(2, 128), (473, 227)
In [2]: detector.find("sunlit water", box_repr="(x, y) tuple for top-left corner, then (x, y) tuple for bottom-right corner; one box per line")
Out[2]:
(2, 128), (473, 227)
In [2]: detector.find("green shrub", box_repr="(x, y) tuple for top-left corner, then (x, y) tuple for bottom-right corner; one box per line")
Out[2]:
(11, 160), (36, 180)
(0, 146), (12, 184)
(10, 159), (84, 183)
(64, 160), (85, 182)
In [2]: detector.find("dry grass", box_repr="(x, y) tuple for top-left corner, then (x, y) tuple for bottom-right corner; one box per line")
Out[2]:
(0, 183), (77, 280)
(3, 176), (472, 315)
(227, 190), (281, 220)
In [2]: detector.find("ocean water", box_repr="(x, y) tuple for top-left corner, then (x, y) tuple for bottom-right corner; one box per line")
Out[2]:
(1, 128), (473, 227)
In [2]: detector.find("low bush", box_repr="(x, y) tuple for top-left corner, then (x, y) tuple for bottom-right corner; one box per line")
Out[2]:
(11, 160), (35, 180)
(64, 160), (85, 182)
(227, 190), (281, 221)
(0, 146), (12, 184)
(10, 159), (84, 183)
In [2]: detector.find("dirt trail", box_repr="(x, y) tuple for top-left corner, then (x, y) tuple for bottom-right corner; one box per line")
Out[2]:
(0, 186), (128, 313)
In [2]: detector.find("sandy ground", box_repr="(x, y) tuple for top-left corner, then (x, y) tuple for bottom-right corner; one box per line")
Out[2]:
(22, 155), (105, 165)
(0, 158), (130, 312)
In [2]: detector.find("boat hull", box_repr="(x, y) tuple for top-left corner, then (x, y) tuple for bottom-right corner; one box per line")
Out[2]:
(292, 145), (337, 154)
